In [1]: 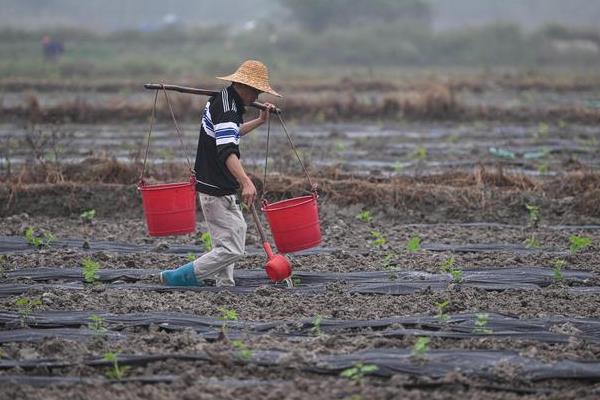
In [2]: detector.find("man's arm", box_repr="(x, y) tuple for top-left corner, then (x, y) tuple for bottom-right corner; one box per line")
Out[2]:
(239, 103), (276, 136)
(225, 153), (256, 205)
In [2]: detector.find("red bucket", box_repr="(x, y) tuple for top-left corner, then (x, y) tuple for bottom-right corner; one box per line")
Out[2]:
(138, 178), (196, 237)
(261, 194), (321, 253)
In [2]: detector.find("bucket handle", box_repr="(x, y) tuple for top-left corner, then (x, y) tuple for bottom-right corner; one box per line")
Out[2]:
(138, 175), (196, 189)
(277, 111), (316, 192)
(261, 110), (318, 203)
(261, 191), (318, 208)
(139, 84), (195, 185)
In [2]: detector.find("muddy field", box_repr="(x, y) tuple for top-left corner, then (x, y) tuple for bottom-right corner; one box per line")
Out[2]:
(1, 77), (600, 399)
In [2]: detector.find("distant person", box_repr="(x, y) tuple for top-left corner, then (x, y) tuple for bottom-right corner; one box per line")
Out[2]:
(159, 60), (280, 287)
(42, 36), (64, 60)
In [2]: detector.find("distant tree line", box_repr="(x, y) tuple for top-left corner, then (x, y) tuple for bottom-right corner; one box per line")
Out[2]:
(278, 0), (431, 32)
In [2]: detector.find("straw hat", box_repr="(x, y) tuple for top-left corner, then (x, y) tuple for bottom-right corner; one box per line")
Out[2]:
(216, 60), (281, 97)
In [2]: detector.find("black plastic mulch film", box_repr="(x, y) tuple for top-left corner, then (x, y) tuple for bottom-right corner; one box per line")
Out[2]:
(0, 235), (334, 256)
(0, 375), (279, 387)
(2, 310), (600, 343)
(1, 266), (594, 297)
(1, 348), (600, 386)
(2, 235), (600, 386)
(0, 235), (572, 256)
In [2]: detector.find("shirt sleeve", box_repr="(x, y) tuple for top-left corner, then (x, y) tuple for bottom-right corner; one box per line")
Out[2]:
(214, 110), (242, 167)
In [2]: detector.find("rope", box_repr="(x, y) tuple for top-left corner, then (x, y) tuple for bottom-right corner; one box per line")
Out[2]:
(161, 85), (194, 174)
(139, 89), (159, 183)
(276, 111), (315, 192)
(261, 111), (271, 200)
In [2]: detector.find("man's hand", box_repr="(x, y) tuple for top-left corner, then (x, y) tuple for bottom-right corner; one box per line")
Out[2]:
(258, 102), (277, 122)
(225, 154), (256, 205)
(240, 178), (257, 206)
(240, 102), (277, 135)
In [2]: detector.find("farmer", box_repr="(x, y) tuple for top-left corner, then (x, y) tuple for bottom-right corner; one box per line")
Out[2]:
(42, 35), (64, 60)
(160, 60), (280, 287)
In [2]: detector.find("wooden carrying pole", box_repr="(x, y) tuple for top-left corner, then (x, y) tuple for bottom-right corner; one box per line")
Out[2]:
(144, 83), (281, 113)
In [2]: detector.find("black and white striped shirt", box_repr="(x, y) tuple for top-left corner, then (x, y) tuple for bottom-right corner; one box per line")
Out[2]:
(194, 85), (245, 196)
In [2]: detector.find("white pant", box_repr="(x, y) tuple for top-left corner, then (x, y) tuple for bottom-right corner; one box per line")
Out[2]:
(193, 193), (247, 286)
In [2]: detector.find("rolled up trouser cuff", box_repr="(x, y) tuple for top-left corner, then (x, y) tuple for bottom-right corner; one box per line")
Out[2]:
(160, 262), (202, 287)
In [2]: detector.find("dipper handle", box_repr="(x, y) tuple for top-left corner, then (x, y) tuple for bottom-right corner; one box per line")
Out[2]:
(250, 204), (268, 244)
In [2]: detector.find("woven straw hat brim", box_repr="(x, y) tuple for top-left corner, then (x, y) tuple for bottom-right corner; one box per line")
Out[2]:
(217, 73), (281, 97)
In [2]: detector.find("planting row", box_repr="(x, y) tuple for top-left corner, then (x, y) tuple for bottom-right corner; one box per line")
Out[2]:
(0, 266), (594, 298)
(1, 233), (587, 255)
(2, 347), (600, 385)
(2, 310), (600, 344)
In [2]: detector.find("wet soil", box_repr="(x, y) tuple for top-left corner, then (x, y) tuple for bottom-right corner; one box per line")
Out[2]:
(1, 205), (600, 399)
(2, 119), (599, 176)
(1, 79), (600, 398)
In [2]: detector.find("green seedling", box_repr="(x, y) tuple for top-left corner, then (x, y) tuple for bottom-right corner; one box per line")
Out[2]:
(356, 210), (373, 223)
(525, 204), (540, 227)
(231, 339), (253, 361)
(103, 351), (130, 380)
(558, 120), (567, 130)
(24, 227), (37, 247)
(411, 146), (427, 160)
(569, 235), (592, 253)
(411, 337), (430, 360)
(383, 253), (395, 269)
(334, 141), (346, 153)
(525, 235), (541, 249)
(88, 314), (107, 335)
(80, 209), (96, 222)
(185, 253), (196, 262)
(473, 313), (492, 334)
(446, 134), (460, 144)
(435, 300), (450, 323)
(537, 163), (549, 175)
(291, 275), (302, 286)
(218, 306), (238, 339)
(200, 232), (213, 252)
(450, 268), (463, 283)
(537, 122), (549, 138)
(24, 227), (55, 249)
(340, 362), (378, 380)
(406, 236), (421, 253)
(552, 259), (567, 282)
(370, 231), (386, 248)
(15, 296), (42, 322)
(219, 307), (238, 321)
(82, 258), (101, 284)
(393, 161), (404, 174)
(311, 314), (322, 336)
(439, 256), (455, 273)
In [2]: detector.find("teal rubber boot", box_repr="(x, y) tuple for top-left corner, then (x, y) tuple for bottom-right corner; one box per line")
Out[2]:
(160, 262), (202, 287)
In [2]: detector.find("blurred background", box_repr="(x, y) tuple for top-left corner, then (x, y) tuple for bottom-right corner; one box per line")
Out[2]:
(0, 0), (599, 235)
(2, 0), (600, 80)
(2, 0), (600, 187)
